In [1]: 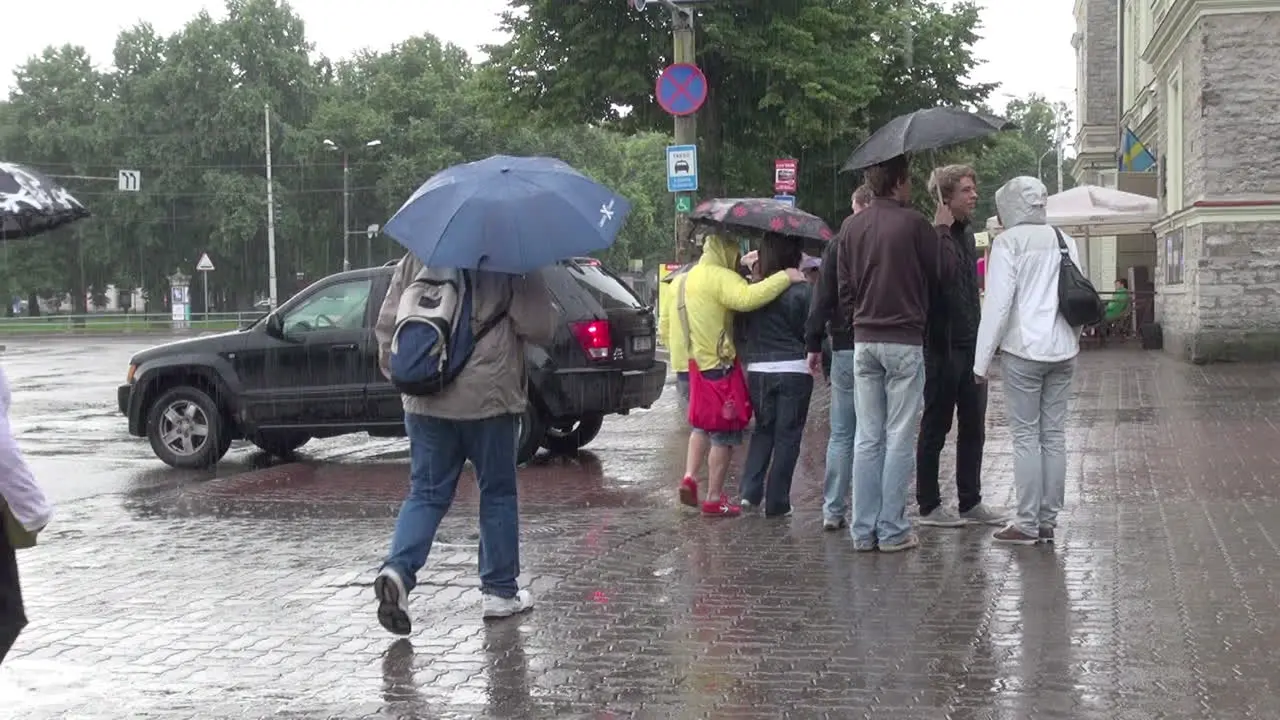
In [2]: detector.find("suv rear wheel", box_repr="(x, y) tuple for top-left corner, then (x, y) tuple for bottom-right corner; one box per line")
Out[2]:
(251, 431), (311, 459)
(146, 386), (232, 469)
(517, 402), (545, 466)
(541, 414), (604, 455)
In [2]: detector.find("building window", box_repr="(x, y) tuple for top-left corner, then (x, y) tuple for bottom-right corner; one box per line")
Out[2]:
(1164, 230), (1184, 285)
(1164, 69), (1183, 212)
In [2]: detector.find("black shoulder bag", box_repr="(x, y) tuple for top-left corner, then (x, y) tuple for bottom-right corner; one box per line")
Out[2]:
(1054, 227), (1105, 327)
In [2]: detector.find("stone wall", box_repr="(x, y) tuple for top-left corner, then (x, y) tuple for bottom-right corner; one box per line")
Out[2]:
(1083, 0), (1119, 127)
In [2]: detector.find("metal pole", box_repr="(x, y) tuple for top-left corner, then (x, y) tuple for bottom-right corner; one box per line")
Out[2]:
(265, 104), (279, 309)
(671, 5), (696, 263)
(1056, 128), (1065, 193)
(341, 152), (350, 272)
(202, 270), (209, 321)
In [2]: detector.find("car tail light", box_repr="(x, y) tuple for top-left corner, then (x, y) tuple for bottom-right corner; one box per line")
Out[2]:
(570, 320), (612, 360)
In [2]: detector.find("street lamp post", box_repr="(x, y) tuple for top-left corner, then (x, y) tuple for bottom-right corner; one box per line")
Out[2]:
(323, 138), (382, 271)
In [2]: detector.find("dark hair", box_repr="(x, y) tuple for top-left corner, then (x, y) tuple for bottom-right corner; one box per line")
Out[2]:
(757, 234), (801, 277)
(863, 155), (911, 197)
(1116, 278), (1129, 288)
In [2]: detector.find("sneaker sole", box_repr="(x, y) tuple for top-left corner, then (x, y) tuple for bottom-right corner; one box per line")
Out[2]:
(918, 518), (967, 528)
(482, 605), (533, 621)
(374, 575), (412, 636)
(993, 536), (1039, 546)
(962, 517), (1010, 527)
(878, 543), (919, 552)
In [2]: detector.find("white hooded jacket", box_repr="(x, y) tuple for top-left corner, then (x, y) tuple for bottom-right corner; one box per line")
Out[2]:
(973, 176), (1082, 377)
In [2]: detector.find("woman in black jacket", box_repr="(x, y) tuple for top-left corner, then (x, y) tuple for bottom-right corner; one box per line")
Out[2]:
(735, 236), (814, 517)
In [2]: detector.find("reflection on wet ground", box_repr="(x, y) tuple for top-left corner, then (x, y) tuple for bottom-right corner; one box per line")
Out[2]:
(2, 338), (1280, 717)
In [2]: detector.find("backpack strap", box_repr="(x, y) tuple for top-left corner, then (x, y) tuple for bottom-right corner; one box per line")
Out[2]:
(1053, 226), (1069, 256)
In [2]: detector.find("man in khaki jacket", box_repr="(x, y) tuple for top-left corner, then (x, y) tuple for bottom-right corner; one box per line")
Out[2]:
(372, 253), (555, 635)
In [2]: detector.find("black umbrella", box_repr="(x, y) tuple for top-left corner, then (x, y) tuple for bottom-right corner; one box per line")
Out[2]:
(842, 107), (1016, 171)
(0, 161), (91, 240)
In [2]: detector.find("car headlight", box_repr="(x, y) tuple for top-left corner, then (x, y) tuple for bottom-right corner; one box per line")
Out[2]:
(126, 364), (136, 384)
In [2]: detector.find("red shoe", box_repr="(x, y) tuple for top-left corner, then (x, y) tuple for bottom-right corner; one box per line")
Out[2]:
(701, 494), (741, 517)
(678, 476), (699, 507)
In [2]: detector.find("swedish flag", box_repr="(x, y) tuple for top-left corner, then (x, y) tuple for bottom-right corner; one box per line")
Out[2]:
(1121, 128), (1156, 172)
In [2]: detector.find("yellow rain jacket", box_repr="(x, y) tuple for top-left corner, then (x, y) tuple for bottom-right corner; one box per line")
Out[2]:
(658, 235), (792, 371)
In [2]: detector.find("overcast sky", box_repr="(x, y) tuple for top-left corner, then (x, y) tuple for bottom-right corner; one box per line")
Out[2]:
(3, 0), (1075, 118)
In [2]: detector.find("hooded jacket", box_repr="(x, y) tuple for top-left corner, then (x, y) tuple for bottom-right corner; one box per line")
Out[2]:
(925, 216), (982, 352)
(973, 176), (1082, 377)
(668, 235), (792, 371)
(0, 365), (50, 546)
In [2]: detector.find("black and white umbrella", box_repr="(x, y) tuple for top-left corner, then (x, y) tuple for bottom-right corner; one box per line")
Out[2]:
(0, 161), (91, 240)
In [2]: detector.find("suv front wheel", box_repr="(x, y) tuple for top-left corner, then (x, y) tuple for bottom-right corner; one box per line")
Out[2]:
(146, 386), (232, 469)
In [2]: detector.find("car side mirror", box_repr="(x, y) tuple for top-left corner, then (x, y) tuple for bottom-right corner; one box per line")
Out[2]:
(264, 313), (285, 339)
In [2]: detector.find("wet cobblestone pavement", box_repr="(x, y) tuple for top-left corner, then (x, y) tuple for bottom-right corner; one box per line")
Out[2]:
(4, 340), (1280, 718)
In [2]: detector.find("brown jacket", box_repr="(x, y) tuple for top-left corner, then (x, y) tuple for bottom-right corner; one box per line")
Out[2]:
(835, 197), (955, 346)
(375, 254), (556, 420)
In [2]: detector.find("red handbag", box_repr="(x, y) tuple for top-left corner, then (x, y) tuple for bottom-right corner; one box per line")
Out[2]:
(676, 276), (753, 433)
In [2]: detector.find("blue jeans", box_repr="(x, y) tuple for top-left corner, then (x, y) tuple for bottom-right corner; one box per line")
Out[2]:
(740, 371), (813, 515)
(382, 412), (521, 599)
(850, 342), (925, 546)
(822, 350), (857, 522)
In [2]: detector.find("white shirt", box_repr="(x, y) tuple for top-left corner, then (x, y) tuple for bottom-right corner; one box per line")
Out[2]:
(973, 223), (1082, 377)
(0, 365), (51, 533)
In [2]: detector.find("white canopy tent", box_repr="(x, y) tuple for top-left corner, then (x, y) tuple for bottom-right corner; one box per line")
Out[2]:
(985, 185), (1159, 237)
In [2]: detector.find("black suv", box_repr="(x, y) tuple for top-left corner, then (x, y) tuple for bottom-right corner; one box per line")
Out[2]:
(118, 258), (666, 468)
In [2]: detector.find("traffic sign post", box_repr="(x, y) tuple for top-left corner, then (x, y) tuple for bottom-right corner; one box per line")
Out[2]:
(117, 170), (141, 192)
(774, 158), (797, 194)
(655, 63), (707, 117)
(196, 253), (214, 320)
(666, 145), (698, 192)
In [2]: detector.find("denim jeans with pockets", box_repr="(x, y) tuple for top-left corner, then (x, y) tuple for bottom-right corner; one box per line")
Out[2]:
(850, 342), (925, 546)
(383, 412), (521, 599)
(822, 350), (857, 522)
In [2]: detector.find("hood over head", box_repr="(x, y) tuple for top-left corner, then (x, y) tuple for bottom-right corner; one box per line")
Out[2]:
(995, 176), (1048, 228)
(698, 234), (741, 270)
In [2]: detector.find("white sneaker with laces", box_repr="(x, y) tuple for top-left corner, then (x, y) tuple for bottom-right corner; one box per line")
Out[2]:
(374, 567), (411, 636)
(960, 503), (1011, 526)
(482, 589), (535, 619)
(918, 507), (966, 527)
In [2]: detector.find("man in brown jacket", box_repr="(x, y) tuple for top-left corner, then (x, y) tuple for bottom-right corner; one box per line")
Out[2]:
(371, 253), (555, 635)
(836, 154), (956, 553)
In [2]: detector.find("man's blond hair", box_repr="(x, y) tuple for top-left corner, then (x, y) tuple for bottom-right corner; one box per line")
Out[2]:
(928, 164), (977, 202)
(851, 184), (874, 209)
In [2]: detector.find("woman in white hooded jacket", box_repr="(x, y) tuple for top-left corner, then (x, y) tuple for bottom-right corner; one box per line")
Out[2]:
(0, 364), (50, 664)
(973, 176), (1081, 546)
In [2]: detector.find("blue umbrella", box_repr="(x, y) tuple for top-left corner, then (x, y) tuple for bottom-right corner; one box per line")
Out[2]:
(383, 155), (632, 274)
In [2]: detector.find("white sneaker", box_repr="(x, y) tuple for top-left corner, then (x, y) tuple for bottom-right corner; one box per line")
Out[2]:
(374, 567), (411, 636)
(482, 589), (534, 619)
(960, 503), (1011, 526)
(918, 507), (966, 527)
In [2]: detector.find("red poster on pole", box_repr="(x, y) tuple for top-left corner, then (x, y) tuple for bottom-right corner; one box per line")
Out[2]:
(774, 158), (798, 194)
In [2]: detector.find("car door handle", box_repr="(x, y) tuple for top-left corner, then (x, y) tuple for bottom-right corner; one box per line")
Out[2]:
(330, 343), (359, 352)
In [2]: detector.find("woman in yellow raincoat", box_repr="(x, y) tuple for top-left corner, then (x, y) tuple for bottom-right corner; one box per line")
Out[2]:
(659, 233), (805, 516)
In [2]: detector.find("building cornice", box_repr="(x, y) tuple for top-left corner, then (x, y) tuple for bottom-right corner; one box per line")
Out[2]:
(1143, 0), (1280, 71)
(1153, 199), (1280, 233)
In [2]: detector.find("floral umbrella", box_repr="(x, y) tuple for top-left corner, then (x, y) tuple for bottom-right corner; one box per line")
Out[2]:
(0, 161), (91, 240)
(689, 198), (833, 244)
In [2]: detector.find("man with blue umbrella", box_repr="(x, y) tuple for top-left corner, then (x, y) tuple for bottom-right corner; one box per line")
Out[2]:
(370, 156), (631, 634)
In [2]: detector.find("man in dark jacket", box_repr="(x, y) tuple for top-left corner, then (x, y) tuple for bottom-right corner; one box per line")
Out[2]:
(806, 184), (872, 530)
(916, 165), (1008, 528)
(835, 155), (956, 552)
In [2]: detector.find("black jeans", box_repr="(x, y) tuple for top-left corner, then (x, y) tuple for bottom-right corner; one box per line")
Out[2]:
(0, 514), (26, 665)
(916, 346), (987, 514)
(741, 371), (814, 516)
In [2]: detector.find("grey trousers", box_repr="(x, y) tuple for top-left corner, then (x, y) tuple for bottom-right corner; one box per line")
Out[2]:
(1000, 354), (1076, 535)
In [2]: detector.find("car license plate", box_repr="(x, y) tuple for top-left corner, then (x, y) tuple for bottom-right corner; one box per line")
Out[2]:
(632, 336), (653, 352)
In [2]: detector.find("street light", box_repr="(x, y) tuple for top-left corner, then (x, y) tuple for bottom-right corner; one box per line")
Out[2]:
(323, 138), (383, 271)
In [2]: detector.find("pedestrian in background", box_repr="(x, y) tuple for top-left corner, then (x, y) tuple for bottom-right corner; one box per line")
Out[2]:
(807, 183), (871, 530)
(836, 156), (956, 552)
(0, 364), (51, 665)
(974, 176), (1082, 546)
(916, 165), (1008, 529)
(735, 237), (815, 517)
(673, 233), (805, 517)
(372, 253), (556, 635)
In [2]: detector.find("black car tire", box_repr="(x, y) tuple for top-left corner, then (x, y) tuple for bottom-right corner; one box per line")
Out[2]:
(541, 414), (605, 455)
(516, 402), (546, 466)
(146, 386), (232, 469)
(251, 431), (311, 458)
